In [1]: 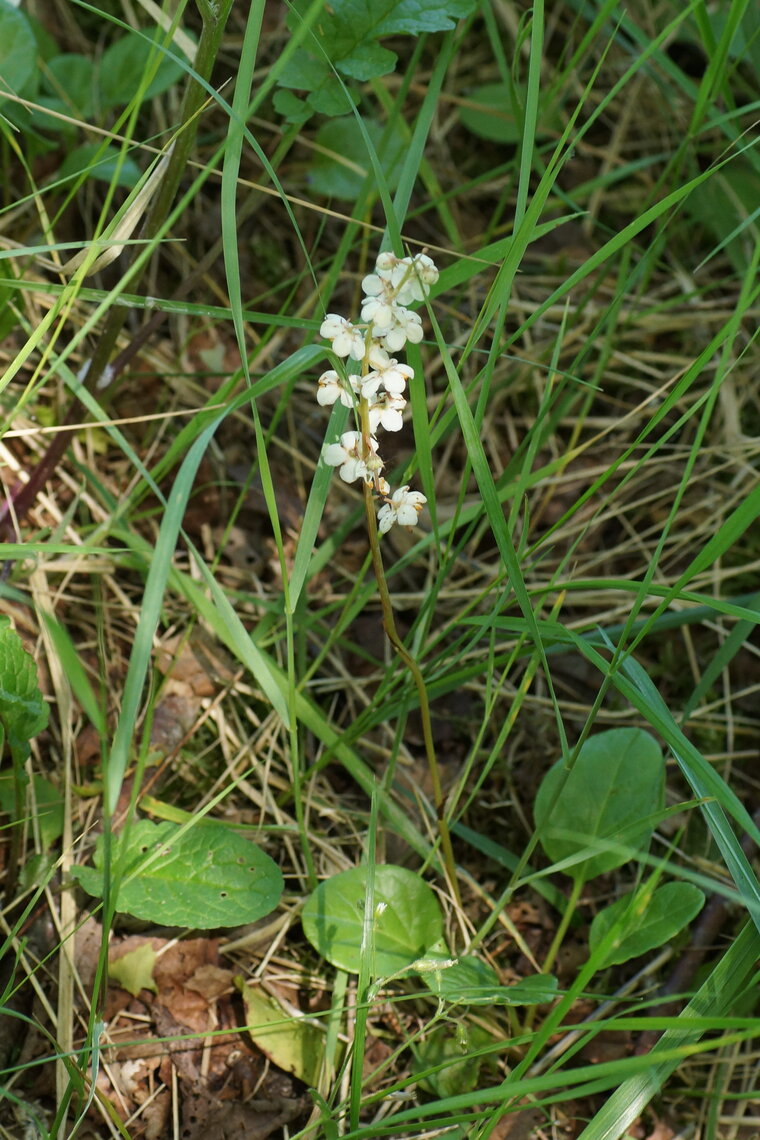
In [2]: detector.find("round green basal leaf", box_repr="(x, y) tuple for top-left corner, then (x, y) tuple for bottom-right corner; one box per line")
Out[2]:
(459, 82), (562, 143)
(413, 1022), (491, 1099)
(44, 54), (95, 119)
(58, 144), (141, 189)
(308, 118), (405, 200)
(98, 28), (185, 110)
(534, 727), (665, 882)
(589, 882), (705, 968)
(421, 957), (559, 1006)
(0, 1), (36, 104)
(72, 819), (283, 927)
(302, 865), (443, 977)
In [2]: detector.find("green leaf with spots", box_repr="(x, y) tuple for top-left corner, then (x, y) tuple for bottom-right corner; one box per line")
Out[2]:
(72, 819), (283, 927)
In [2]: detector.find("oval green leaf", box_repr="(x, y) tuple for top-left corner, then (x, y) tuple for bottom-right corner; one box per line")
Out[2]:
(44, 54), (95, 119)
(99, 29), (185, 110)
(302, 865), (443, 977)
(413, 1022), (490, 1099)
(589, 882), (705, 968)
(0, 1), (36, 103)
(72, 819), (283, 927)
(534, 727), (665, 882)
(308, 118), (405, 200)
(421, 956), (559, 1006)
(0, 617), (49, 762)
(58, 144), (141, 189)
(459, 83), (562, 143)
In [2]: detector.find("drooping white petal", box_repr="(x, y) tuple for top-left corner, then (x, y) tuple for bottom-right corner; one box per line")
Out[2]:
(376, 484), (427, 532)
(320, 314), (365, 359)
(323, 431), (382, 485)
(361, 273), (384, 296)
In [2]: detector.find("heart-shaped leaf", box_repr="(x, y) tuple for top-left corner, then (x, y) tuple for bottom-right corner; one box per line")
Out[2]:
(302, 864), (442, 977)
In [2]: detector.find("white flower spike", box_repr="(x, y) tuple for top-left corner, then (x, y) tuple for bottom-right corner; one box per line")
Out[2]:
(317, 249), (438, 532)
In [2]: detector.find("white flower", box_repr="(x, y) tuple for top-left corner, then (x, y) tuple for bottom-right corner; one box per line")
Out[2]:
(377, 308), (423, 352)
(361, 294), (397, 329)
(377, 485), (427, 533)
(368, 392), (406, 432)
(316, 369), (360, 407)
(323, 430), (381, 484)
(395, 253), (439, 304)
(367, 342), (391, 370)
(320, 314), (366, 360)
(374, 251), (398, 277)
(360, 357), (414, 399)
(361, 272), (385, 297)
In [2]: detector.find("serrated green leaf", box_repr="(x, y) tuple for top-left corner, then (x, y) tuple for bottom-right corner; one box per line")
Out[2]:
(302, 865), (443, 977)
(534, 728), (664, 882)
(271, 88), (312, 124)
(0, 618), (49, 763)
(72, 819), (283, 927)
(0, 1), (36, 104)
(312, 0), (475, 43)
(338, 41), (397, 81)
(589, 882), (705, 968)
(278, 49), (331, 92)
(279, 0), (475, 117)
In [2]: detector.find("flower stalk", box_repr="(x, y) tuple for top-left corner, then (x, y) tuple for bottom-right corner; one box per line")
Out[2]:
(318, 252), (461, 905)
